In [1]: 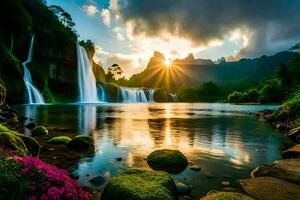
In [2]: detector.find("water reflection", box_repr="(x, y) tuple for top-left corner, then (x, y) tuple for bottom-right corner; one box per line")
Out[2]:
(78, 105), (96, 134)
(14, 103), (283, 199)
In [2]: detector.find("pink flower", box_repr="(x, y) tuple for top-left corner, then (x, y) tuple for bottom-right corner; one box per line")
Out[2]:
(15, 156), (90, 200)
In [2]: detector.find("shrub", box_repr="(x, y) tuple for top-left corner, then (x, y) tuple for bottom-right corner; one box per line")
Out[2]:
(258, 82), (284, 103)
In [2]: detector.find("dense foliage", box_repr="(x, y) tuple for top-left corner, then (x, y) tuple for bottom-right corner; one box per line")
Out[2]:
(0, 0), (78, 104)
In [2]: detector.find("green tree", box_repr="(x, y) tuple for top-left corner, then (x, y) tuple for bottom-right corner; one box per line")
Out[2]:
(107, 64), (124, 82)
(49, 5), (75, 29)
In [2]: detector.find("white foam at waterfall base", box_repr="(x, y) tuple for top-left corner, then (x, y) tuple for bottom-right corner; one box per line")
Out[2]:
(77, 44), (99, 103)
(22, 35), (45, 104)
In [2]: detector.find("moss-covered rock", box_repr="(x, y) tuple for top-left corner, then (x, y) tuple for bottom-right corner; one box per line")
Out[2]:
(147, 149), (188, 174)
(14, 133), (40, 156)
(67, 135), (94, 150)
(48, 136), (72, 144)
(0, 124), (40, 156)
(200, 192), (253, 200)
(31, 126), (48, 136)
(101, 169), (178, 200)
(0, 132), (29, 156)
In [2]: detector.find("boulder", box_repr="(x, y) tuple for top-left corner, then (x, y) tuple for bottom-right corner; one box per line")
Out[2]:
(0, 132), (29, 156)
(31, 126), (48, 136)
(0, 124), (40, 156)
(288, 127), (300, 142)
(48, 136), (72, 144)
(200, 192), (253, 200)
(147, 149), (188, 174)
(240, 176), (300, 200)
(67, 135), (94, 150)
(100, 169), (178, 200)
(251, 158), (300, 184)
(282, 144), (300, 158)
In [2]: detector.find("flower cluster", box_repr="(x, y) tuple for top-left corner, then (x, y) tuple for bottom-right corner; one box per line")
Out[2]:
(16, 156), (90, 200)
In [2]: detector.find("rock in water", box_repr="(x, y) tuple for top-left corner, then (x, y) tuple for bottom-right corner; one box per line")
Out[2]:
(200, 192), (253, 200)
(147, 149), (188, 174)
(190, 165), (201, 171)
(67, 135), (94, 150)
(48, 136), (72, 144)
(240, 176), (300, 200)
(31, 126), (48, 136)
(25, 122), (36, 130)
(89, 176), (106, 186)
(251, 158), (300, 184)
(101, 169), (178, 200)
(282, 144), (300, 158)
(175, 182), (191, 195)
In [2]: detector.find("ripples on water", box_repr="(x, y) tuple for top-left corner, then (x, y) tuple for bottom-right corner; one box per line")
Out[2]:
(15, 103), (283, 199)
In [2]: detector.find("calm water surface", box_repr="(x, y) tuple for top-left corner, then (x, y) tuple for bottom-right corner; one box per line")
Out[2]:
(15, 103), (283, 199)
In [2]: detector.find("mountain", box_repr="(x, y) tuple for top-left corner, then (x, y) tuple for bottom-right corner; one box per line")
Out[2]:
(128, 51), (297, 91)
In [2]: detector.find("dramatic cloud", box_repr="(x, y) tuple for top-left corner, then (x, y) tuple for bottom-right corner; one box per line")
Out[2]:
(83, 4), (99, 16)
(101, 8), (111, 27)
(111, 0), (300, 59)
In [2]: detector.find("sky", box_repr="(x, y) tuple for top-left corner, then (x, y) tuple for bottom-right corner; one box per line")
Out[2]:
(47, 0), (300, 78)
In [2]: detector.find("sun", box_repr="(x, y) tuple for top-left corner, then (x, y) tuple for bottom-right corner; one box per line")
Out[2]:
(164, 59), (172, 68)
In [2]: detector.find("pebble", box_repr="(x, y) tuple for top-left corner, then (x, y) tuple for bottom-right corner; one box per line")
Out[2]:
(116, 157), (122, 161)
(190, 165), (201, 171)
(221, 181), (230, 186)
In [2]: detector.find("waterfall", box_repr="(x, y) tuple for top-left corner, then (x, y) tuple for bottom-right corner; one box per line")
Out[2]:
(98, 84), (107, 102)
(22, 35), (45, 104)
(148, 90), (155, 102)
(120, 87), (148, 102)
(77, 44), (98, 103)
(171, 94), (178, 102)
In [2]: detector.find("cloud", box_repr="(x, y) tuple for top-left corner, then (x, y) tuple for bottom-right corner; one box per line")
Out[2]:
(111, 0), (300, 59)
(113, 27), (125, 41)
(101, 8), (111, 27)
(104, 53), (148, 78)
(93, 45), (109, 64)
(83, 4), (99, 16)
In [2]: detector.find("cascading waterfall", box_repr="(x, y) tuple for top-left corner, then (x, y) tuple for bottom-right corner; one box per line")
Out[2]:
(171, 94), (178, 102)
(148, 90), (155, 102)
(120, 87), (148, 102)
(77, 44), (99, 103)
(97, 84), (107, 102)
(22, 35), (45, 104)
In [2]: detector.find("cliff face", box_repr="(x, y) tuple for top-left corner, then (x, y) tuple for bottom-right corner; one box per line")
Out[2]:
(0, 0), (78, 103)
